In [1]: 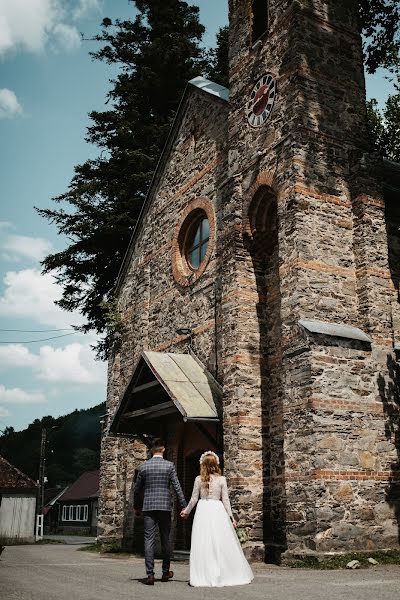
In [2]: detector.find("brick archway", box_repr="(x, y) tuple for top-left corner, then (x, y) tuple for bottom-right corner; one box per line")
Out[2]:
(242, 171), (280, 238)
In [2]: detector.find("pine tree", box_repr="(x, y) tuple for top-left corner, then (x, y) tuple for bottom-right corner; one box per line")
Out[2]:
(359, 0), (399, 75)
(38, 2), (399, 358)
(205, 26), (229, 88)
(37, 0), (206, 357)
(367, 90), (400, 162)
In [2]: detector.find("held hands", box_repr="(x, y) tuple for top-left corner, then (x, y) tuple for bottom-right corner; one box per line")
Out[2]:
(180, 509), (189, 520)
(231, 518), (238, 529)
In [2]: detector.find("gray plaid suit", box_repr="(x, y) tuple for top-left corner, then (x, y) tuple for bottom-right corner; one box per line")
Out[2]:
(134, 456), (186, 576)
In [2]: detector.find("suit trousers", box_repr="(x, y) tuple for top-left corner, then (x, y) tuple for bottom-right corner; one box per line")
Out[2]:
(143, 511), (171, 576)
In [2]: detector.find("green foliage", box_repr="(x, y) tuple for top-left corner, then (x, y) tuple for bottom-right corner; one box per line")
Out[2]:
(359, 0), (400, 75)
(73, 447), (99, 473)
(37, 1), (399, 358)
(205, 26), (229, 88)
(36, 0), (207, 358)
(367, 90), (400, 161)
(236, 526), (249, 545)
(79, 541), (127, 554)
(0, 403), (105, 488)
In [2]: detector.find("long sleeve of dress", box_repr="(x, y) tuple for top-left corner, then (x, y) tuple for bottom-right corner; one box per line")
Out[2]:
(183, 476), (201, 515)
(221, 476), (233, 518)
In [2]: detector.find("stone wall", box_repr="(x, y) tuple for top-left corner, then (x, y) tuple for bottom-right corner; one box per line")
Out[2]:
(99, 0), (400, 559)
(224, 0), (399, 560)
(97, 88), (228, 546)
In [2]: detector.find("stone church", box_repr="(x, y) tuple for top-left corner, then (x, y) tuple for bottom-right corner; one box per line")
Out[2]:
(98, 0), (400, 561)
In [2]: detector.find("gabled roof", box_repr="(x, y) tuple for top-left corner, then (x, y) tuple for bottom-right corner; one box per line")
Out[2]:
(110, 351), (222, 435)
(58, 470), (100, 502)
(114, 77), (229, 295)
(0, 454), (37, 492)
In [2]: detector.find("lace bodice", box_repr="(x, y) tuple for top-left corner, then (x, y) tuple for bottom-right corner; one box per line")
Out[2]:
(183, 475), (233, 518)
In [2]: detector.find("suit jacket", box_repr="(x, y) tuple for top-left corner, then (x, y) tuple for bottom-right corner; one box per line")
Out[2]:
(133, 456), (187, 512)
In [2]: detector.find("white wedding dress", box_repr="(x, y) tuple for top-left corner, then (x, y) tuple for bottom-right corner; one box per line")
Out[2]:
(183, 474), (254, 587)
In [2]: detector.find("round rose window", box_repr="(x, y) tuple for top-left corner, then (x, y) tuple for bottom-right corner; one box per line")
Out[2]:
(172, 198), (215, 287)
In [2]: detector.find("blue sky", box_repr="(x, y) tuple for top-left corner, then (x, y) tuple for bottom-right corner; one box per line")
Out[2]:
(0, 1), (394, 432)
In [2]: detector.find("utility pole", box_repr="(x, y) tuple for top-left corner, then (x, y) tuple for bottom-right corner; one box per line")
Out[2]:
(35, 427), (47, 540)
(37, 427), (47, 515)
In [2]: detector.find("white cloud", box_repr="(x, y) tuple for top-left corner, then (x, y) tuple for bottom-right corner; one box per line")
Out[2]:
(0, 88), (23, 119)
(73, 0), (101, 21)
(0, 385), (46, 405)
(37, 342), (105, 384)
(0, 0), (101, 57)
(0, 341), (106, 385)
(0, 268), (84, 329)
(2, 235), (53, 262)
(0, 0), (63, 55)
(53, 23), (81, 51)
(0, 345), (37, 369)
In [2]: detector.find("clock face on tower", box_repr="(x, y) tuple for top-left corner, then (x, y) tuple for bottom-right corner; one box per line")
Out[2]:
(247, 74), (277, 128)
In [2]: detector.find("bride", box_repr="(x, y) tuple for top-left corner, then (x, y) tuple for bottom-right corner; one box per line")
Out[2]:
(180, 451), (254, 587)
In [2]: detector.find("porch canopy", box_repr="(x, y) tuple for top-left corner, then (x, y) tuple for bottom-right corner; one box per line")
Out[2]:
(109, 352), (222, 438)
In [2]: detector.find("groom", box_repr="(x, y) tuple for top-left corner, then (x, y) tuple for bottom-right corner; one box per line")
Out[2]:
(134, 438), (187, 585)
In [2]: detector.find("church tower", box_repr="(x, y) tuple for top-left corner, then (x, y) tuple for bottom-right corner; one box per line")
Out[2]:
(220, 0), (399, 561)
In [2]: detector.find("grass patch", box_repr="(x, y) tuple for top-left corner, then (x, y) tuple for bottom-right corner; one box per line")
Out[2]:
(35, 538), (65, 545)
(289, 550), (400, 569)
(79, 542), (104, 553)
(79, 541), (134, 557)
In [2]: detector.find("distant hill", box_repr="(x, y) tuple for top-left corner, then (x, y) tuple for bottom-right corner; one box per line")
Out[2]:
(0, 403), (105, 488)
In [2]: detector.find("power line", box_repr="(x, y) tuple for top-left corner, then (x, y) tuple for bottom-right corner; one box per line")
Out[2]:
(0, 328), (75, 332)
(0, 333), (77, 344)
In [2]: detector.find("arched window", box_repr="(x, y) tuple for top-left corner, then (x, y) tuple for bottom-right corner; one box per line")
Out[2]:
(186, 215), (210, 270)
(252, 0), (269, 45)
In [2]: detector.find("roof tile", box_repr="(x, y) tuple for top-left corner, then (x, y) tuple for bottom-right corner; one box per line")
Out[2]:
(58, 470), (100, 501)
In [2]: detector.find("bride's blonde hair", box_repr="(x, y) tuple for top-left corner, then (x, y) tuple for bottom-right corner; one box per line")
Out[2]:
(200, 453), (221, 493)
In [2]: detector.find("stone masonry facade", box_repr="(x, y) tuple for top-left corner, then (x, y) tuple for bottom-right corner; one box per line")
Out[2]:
(98, 0), (400, 561)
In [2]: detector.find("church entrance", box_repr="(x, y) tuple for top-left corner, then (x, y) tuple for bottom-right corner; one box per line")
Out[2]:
(109, 351), (222, 553)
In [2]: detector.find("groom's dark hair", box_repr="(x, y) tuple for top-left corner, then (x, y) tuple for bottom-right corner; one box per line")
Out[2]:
(151, 438), (165, 453)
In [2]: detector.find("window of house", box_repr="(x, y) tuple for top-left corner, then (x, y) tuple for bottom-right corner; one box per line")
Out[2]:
(186, 215), (210, 271)
(61, 504), (89, 522)
(252, 0), (269, 45)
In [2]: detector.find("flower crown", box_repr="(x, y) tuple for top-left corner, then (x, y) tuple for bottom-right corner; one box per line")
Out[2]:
(199, 450), (220, 465)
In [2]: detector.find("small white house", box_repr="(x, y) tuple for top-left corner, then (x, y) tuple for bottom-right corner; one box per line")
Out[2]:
(0, 455), (37, 544)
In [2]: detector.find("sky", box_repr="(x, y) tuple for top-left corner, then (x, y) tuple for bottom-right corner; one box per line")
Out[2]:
(0, 1), (395, 432)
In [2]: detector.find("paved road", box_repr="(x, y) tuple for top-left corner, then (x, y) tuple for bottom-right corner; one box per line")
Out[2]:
(1, 544), (400, 600)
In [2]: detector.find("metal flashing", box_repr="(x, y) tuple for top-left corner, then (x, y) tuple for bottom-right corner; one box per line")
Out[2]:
(299, 319), (372, 343)
(110, 352), (221, 434)
(189, 76), (229, 102)
(142, 351), (221, 420)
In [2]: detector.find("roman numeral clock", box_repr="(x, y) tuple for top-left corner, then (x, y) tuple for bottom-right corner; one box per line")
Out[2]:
(247, 74), (277, 128)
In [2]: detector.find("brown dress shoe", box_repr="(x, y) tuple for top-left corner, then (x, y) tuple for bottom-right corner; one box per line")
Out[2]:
(161, 570), (174, 582)
(145, 575), (155, 585)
